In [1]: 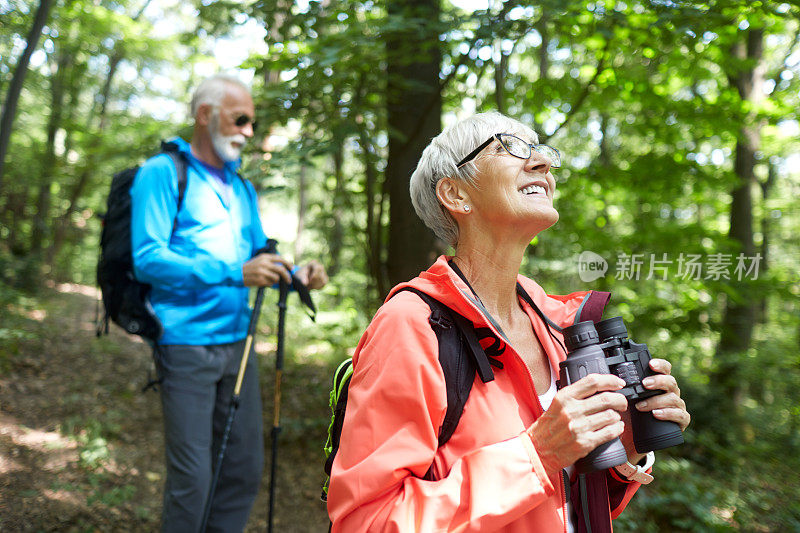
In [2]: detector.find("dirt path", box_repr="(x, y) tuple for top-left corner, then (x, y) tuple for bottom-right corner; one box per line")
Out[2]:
(0, 284), (332, 532)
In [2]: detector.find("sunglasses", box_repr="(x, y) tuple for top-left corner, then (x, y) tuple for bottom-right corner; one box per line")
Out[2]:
(234, 114), (257, 131)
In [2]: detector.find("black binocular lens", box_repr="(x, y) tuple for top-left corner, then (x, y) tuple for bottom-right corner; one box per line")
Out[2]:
(563, 321), (600, 352)
(595, 316), (628, 340)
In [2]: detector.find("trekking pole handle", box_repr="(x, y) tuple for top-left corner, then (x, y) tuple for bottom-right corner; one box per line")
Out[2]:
(275, 280), (289, 369)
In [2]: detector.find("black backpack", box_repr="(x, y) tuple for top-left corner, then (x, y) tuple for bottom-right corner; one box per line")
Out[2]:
(321, 287), (501, 501)
(96, 141), (188, 342)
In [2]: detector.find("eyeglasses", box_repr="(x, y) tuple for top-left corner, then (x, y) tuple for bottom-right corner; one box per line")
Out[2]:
(234, 114), (257, 131)
(456, 133), (561, 169)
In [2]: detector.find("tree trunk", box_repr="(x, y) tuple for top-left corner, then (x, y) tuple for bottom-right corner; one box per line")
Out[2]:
(494, 48), (508, 114)
(353, 67), (387, 299)
(48, 51), (122, 267)
(327, 143), (345, 277)
(0, 0), (55, 191)
(358, 126), (385, 299)
(30, 42), (72, 261)
(757, 162), (776, 322)
(529, 14), (550, 138)
(715, 28), (765, 409)
(293, 163), (308, 262)
(598, 114), (612, 168)
(538, 15), (550, 82)
(48, 0), (153, 270)
(4, 190), (27, 256)
(384, 0), (441, 288)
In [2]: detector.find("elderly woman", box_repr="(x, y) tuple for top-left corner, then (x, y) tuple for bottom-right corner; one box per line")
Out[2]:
(327, 112), (690, 532)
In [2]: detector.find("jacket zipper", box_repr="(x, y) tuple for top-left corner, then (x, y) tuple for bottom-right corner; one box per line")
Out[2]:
(231, 177), (244, 331)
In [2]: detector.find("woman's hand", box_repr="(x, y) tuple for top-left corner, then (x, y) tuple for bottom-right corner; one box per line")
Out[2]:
(634, 358), (690, 430)
(620, 358), (690, 463)
(526, 373), (628, 481)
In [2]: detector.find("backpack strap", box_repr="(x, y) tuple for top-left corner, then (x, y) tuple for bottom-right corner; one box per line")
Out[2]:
(575, 290), (611, 325)
(391, 286), (495, 479)
(577, 292), (614, 533)
(161, 140), (188, 213)
(323, 359), (353, 485)
(571, 290), (613, 533)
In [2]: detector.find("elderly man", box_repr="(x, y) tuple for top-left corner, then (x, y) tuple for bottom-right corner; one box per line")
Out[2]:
(130, 74), (327, 532)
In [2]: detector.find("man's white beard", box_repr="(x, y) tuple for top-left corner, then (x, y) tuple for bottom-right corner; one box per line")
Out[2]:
(210, 113), (247, 162)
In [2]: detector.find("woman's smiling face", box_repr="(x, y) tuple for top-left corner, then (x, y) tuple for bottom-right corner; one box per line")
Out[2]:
(464, 134), (559, 238)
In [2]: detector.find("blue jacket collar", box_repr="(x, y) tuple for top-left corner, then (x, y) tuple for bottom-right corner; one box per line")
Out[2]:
(169, 136), (242, 173)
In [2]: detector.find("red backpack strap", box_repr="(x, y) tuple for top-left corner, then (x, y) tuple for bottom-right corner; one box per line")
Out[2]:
(576, 290), (611, 324)
(575, 470), (613, 533)
(573, 290), (614, 533)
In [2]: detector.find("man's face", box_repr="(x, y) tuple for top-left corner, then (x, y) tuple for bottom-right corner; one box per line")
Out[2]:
(209, 84), (255, 162)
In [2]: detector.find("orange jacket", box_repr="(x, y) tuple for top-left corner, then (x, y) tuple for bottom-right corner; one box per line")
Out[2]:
(328, 257), (642, 532)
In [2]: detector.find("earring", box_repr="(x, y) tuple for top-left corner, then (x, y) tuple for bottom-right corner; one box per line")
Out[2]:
(463, 205), (471, 212)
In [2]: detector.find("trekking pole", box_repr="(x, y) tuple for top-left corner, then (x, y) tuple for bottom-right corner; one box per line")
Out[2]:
(266, 266), (316, 532)
(267, 278), (290, 533)
(200, 241), (277, 533)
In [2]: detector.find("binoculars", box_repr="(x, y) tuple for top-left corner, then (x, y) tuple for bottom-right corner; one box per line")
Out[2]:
(559, 317), (684, 473)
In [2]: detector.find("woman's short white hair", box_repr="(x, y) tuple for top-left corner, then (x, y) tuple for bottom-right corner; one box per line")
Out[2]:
(409, 112), (539, 247)
(190, 74), (250, 118)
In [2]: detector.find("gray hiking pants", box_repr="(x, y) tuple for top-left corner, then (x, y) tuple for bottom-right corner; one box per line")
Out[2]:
(155, 341), (264, 533)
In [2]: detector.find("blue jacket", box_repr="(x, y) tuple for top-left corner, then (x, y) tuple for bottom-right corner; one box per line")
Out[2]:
(130, 138), (268, 345)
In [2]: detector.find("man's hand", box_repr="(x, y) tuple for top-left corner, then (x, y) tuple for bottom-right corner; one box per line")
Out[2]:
(242, 253), (293, 287)
(526, 373), (628, 481)
(296, 260), (328, 290)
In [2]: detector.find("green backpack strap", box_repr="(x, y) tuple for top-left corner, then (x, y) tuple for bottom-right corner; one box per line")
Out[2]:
(322, 359), (353, 500)
(324, 359), (353, 458)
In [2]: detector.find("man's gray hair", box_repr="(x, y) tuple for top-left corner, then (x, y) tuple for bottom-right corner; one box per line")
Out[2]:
(190, 74), (250, 118)
(409, 112), (539, 247)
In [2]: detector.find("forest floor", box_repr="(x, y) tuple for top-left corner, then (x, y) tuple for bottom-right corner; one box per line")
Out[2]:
(0, 283), (334, 532)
